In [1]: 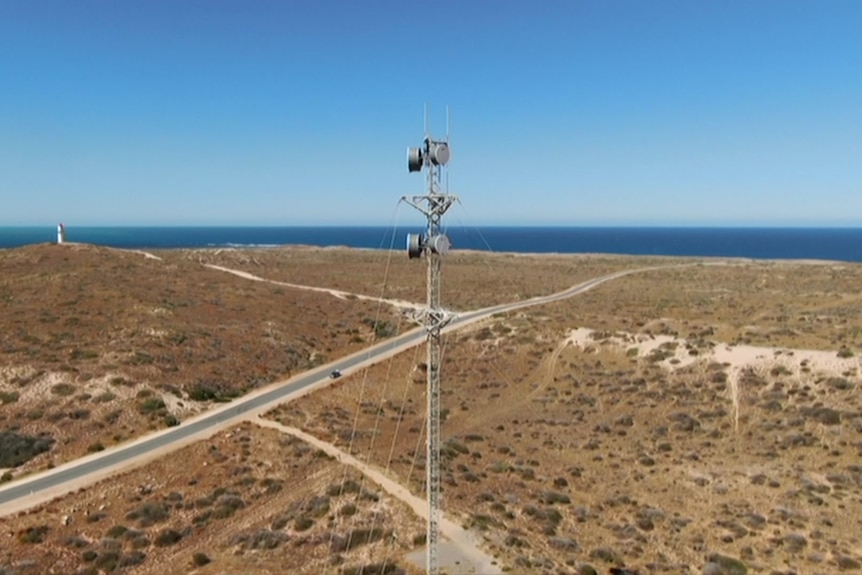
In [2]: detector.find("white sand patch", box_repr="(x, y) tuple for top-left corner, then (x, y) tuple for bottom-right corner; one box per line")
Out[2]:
(0, 365), (42, 387)
(159, 392), (205, 419)
(0, 367), (195, 410)
(566, 327), (861, 375)
(566, 328), (704, 367)
(7, 372), (74, 402)
(564, 327), (594, 346)
(130, 250), (161, 261)
(103, 247), (162, 261)
(561, 327), (861, 432)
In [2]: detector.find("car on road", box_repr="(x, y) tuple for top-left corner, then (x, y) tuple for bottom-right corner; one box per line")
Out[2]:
(330, 369), (342, 379)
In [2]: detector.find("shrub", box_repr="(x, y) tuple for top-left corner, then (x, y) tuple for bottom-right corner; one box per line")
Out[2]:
(211, 494), (245, 519)
(87, 443), (105, 453)
(231, 529), (287, 550)
(340, 563), (401, 575)
(0, 431), (55, 467)
(106, 525), (128, 538)
(327, 479), (361, 497)
(63, 535), (90, 548)
(126, 501), (170, 527)
(705, 553), (748, 575)
(188, 380), (237, 402)
(827, 377), (854, 390)
(93, 392), (116, 404)
(138, 397), (166, 415)
(0, 391), (19, 404)
(27, 408), (45, 420)
(118, 551), (146, 568)
(192, 511), (212, 525)
(128, 534), (151, 549)
(130, 352), (154, 365)
(192, 552), (211, 566)
(18, 525), (50, 544)
(154, 529), (183, 547)
(294, 516), (314, 531)
(51, 383), (76, 396)
(93, 551), (119, 571)
(81, 549), (98, 562)
(539, 490), (571, 505)
(69, 408), (91, 420)
(342, 528), (389, 551)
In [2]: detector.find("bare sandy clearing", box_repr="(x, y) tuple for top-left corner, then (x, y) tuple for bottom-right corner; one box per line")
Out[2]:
(566, 326), (862, 433)
(565, 326), (861, 376)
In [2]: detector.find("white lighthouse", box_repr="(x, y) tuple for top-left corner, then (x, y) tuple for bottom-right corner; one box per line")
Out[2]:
(57, 223), (66, 244)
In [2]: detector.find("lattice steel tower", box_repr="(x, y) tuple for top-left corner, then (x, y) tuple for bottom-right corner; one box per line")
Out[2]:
(402, 108), (456, 575)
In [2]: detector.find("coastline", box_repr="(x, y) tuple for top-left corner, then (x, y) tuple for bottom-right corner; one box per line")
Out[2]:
(2, 226), (862, 263)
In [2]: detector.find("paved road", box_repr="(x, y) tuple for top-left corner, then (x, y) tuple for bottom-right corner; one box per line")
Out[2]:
(0, 264), (679, 514)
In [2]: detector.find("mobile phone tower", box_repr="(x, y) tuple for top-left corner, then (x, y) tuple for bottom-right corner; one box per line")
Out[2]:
(402, 107), (455, 575)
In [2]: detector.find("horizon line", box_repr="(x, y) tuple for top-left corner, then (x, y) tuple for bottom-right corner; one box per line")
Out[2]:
(4, 223), (862, 229)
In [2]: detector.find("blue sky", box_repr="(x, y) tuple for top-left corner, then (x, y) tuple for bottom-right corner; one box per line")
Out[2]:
(1, 1), (860, 226)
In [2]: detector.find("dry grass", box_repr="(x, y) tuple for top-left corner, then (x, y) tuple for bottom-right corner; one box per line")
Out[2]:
(0, 421), (425, 575)
(4, 244), (862, 573)
(264, 257), (862, 573)
(543, 260), (862, 351)
(164, 246), (664, 310)
(0, 243), (403, 472)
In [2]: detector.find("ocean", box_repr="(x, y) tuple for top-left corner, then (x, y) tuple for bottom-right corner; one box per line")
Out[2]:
(1, 226), (862, 263)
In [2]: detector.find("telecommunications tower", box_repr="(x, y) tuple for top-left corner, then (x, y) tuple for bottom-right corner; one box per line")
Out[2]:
(402, 107), (456, 575)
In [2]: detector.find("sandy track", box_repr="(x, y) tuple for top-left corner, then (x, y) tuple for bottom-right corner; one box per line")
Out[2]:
(252, 418), (502, 574)
(205, 264), (425, 311)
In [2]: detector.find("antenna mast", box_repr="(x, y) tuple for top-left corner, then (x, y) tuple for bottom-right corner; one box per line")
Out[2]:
(403, 107), (456, 575)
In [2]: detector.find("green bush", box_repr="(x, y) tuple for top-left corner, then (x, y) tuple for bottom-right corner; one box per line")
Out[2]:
(294, 516), (314, 531)
(125, 501), (170, 527)
(94, 551), (119, 571)
(93, 391), (117, 403)
(106, 525), (128, 538)
(188, 380), (237, 402)
(0, 431), (55, 467)
(343, 528), (389, 551)
(192, 552), (211, 566)
(82, 549), (98, 562)
(138, 397), (166, 414)
(118, 551), (146, 568)
(51, 383), (76, 396)
(154, 528), (183, 547)
(18, 525), (50, 544)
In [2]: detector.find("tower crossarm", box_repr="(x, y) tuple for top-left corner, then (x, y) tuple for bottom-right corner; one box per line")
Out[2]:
(401, 194), (458, 219)
(404, 307), (457, 332)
